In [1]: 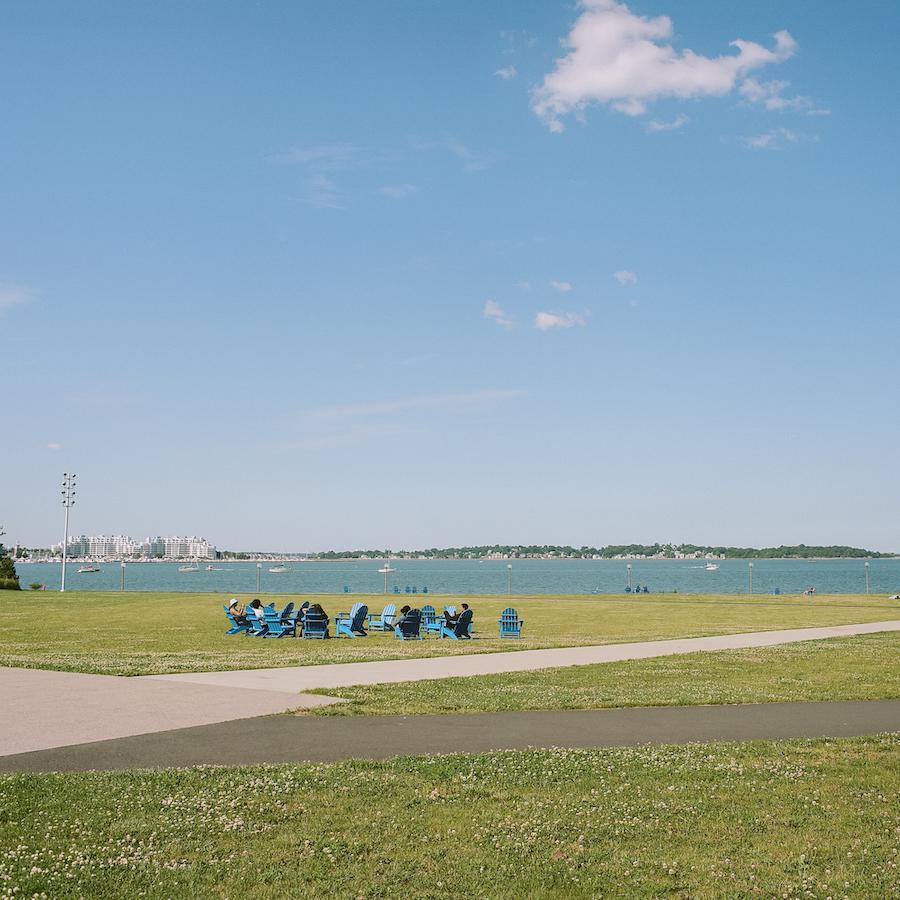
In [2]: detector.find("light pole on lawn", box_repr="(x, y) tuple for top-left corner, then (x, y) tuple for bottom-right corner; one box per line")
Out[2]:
(120, 561), (126, 591)
(60, 473), (76, 593)
(626, 563), (632, 592)
(507, 563), (512, 595)
(748, 562), (753, 594)
(864, 560), (870, 595)
(256, 562), (262, 593)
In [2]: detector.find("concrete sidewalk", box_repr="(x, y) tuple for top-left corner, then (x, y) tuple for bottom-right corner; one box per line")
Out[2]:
(2, 700), (897, 773)
(148, 620), (900, 693)
(0, 667), (335, 757)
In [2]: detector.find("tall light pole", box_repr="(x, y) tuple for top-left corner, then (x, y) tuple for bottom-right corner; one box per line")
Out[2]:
(864, 560), (870, 595)
(507, 563), (512, 595)
(120, 561), (126, 591)
(256, 562), (262, 593)
(626, 563), (632, 592)
(60, 473), (76, 593)
(748, 562), (753, 595)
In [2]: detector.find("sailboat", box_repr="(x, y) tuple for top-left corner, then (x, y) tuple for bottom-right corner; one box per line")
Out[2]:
(705, 562), (719, 571)
(268, 564), (291, 573)
(178, 561), (200, 573)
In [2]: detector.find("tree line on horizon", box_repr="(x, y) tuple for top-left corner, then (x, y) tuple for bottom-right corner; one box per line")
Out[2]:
(221, 543), (895, 560)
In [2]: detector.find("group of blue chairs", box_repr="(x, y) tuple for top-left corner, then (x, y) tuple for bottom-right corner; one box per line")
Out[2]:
(624, 585), (650, 593)
(223, 601), (525, 640)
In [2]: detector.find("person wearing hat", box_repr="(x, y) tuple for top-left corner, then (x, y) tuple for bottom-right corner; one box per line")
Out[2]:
(228, 598), (249, 623)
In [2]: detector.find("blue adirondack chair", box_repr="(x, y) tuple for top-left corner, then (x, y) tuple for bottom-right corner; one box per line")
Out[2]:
(223, 605), (251, 635)
(302, 608), (329, 639)
(263, 603), (296, 638)
(422, 586), (428, 594)
(440, 607), (473, 640)
(498, 606), (523, 639)
(421, 604), (440, 634)
(394, 607), (423, 640)
(245, 609), (268, 636)
(368, 603), (396, 631)
(335, 602), (369, 638)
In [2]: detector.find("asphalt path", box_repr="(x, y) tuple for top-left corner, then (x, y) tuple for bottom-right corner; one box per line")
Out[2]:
(2, 699), (897, 773)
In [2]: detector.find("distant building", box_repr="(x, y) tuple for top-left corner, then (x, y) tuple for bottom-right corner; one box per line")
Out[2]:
(52, 534), (216, 559)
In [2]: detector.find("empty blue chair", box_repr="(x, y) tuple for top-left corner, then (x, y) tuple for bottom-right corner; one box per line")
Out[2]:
(368, 603), (396, 632)
(263, 603), (297, 638)
(336, 602), (369, 638)
(422, 586), (428, 594)
(498, 607), (523, 639)
(394, 608), (423, 640)
(421, 604), (440, 634)
(302, 608), (329, 639)
(392, 586), (400, 594)
(343, 585), (350, 593)
(440, 606), (473, 640)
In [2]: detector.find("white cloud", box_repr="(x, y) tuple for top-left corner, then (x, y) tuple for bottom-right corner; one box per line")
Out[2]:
(532, 0), (796, 131)
(550, 280), (573, 292)
(308, 390), (525, 419)
(646, 114), (689, 133)
(535, 311), (587, 331)
(483, 299), (514, 329)
(0, 285), (36, 314)
(304, 174), (344, 210)
(47, 443), (61, 451)
(739, 78), (830, 115)
(741, 127), (803, 150)
(378, 184), (420, 199)
(613, 270), (638, 285)
(495, 65), (518, 80)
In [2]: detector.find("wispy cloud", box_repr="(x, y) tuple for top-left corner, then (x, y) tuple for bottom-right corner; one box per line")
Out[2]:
(484, 299), (514, 329)
(535, 311), (587, 331)
(613, 270), (638, 285)
(307, 389), (525, 420)
(446, 138), (500, 173)
(0, 285), (37, 315)
(739, 78), (830, 115)
(47, 442), (62, 451)
(741, 127), (810, 150)
(532, 0), (796, 131)
(378, 184), (420, 199)
(646, 114), (689, 133)
(304, 174), (344, 209)
(495, 65), (518, 80)
(550, 280), (573, 293)
(274, 143), (360, 169)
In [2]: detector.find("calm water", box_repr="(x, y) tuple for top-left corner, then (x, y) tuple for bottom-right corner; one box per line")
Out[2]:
(14, 557), (900, 595)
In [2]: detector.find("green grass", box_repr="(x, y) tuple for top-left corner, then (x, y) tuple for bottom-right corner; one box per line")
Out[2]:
(1, 737), (898, 898)
(1, 591), (898, 675)
(311, 631), (900, 715)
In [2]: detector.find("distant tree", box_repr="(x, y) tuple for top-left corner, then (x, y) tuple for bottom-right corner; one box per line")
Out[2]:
(0, 529), (22, 590)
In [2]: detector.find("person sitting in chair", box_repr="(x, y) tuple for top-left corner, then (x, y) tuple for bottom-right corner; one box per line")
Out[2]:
(395, 605), (421, 638)
(442, 606), (459, 628)
(454, 603), (473, 639)
(247, 598), (265, 620)
(228, 598), (248, 622)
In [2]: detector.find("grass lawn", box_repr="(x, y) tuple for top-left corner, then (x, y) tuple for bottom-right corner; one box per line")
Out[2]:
(0, 591), (898, 675)
(1, 736), (898, 898)
(311, 631), (900, 716)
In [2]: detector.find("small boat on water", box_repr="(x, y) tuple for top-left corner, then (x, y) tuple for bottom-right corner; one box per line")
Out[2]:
(705, 563), (719, 571)
(77, 564), (101, 573)
(178, 562), (200, 573)
(268, 564), (291, 573)
(205, 565), (220, 571)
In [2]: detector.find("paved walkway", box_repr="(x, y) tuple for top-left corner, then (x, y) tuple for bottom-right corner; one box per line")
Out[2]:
(0, 667), (334, 757)
(149, 620), (900, 693)
(2, 620), (898, 759)
(2, 700), (897, 773)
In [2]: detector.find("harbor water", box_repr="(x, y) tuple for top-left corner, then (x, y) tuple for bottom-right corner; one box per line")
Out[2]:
(14, 557), (900, 596)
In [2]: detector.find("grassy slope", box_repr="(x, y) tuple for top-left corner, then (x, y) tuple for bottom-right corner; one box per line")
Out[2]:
(1, 737), (898, 898)
(1, 591), (898, 676)
(311, 631), (900, 716)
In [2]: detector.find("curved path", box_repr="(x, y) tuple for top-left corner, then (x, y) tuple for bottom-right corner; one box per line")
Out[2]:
(2, 700), (898, 773)
(2, 620), (898, 760)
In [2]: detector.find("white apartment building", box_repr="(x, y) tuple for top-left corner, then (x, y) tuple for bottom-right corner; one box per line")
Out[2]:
(53, 534), (216, 559)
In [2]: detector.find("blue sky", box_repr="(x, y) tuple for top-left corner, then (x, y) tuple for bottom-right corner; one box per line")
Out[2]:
(2, 0), (899, 552)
